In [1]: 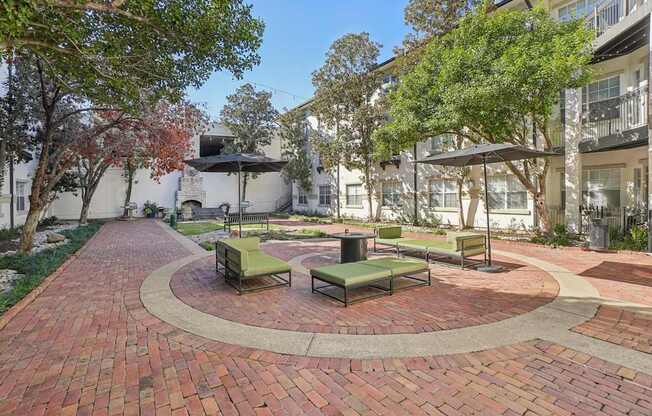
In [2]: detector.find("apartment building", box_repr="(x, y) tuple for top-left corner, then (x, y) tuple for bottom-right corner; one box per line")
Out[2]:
(292, 0), (652, 238)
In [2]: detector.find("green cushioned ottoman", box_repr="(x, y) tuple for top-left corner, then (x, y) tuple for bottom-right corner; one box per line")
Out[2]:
(310, 262), (393, 306)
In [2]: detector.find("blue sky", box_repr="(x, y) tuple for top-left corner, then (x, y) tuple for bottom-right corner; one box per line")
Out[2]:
(187, 0), (410, 119)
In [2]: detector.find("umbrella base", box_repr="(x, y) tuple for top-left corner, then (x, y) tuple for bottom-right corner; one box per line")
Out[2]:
(477, 265), (503, 273)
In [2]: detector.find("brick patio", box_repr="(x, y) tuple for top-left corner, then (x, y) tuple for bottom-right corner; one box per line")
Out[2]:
(0, 220), (651, 416)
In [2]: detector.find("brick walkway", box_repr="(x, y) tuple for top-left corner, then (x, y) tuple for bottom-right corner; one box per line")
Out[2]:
(171, 242), (557, 334)
(0, 221), (651, 416)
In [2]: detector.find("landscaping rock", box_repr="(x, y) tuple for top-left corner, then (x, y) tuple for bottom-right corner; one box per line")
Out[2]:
(0, 269), (25, 293)
(46, 232), (66, 243)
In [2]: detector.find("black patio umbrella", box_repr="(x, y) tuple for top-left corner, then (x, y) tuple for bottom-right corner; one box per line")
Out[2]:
(417, 143), (558, 271)
(185, 153), (288, 236)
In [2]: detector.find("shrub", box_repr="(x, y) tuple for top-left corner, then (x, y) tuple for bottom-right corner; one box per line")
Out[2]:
(610, 224), (648, 251)
(531, 223), (573, 247)
(38, 216), (60, 228)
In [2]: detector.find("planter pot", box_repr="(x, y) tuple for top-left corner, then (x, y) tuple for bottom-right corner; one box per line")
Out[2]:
(146, 212), (155, 218)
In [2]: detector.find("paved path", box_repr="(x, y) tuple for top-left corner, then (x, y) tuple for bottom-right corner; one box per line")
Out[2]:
(1, 220), (651, 416)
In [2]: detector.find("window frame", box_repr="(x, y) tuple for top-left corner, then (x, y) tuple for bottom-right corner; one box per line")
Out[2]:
(318, 185), (331, 206)
(345, 184), (363, 207)
(581, 167), (622, 210)
(15, 181), (28, 213)
(487, 175), (528, 211)
(381, 181), (401, 207)
(297, 187), (308, 205)
(429, 178), (459, 209)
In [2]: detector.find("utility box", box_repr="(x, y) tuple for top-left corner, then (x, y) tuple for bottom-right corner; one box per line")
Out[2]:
(589, 218), (609, 251)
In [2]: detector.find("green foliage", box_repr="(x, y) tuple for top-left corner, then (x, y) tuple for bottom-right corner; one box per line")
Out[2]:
(0, 223), (102, 314)
(401, 0), (480, 50)
(143, 200), (158, 216)
(279, 109), (313, 191)
(310, 32), (387, 219)
(0, 227), (21, 241)
(1, 1), (264, 111)
(609, 225), (649, 251)
(38, 216), (60, 229)
(377, 3), (593, 232)
(221, 83), (279, 200)
(531, 223), (573, 247)
(378, 3), (593, 155)
(200, 241), (215, 251)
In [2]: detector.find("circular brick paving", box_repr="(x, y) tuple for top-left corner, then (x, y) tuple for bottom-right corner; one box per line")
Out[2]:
(170, 240), (559, 334)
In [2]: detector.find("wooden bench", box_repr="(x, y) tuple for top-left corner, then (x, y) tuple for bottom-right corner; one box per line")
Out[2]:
(224, 212), (270, 232)
(190, 207), (227, 221)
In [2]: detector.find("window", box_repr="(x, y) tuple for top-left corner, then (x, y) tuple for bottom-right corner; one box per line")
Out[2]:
(634, 168), (642, 207)
(558, 0), (596, 21)
(318, 185), (331, 206)
(582, 167), (621, 209)
(429, 179), (459, 208)
(430, 134), (455, 153)
(16, 181), (27, 212)
(346, 184), (363, 207)
(583, 75), (620, 104)
(297, 188), (308, 205)
(487, 175), (527, 210)
(381, 182), (401, 207)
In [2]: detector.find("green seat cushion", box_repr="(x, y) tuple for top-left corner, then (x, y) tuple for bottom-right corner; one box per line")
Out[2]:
(242, 251), (291, 277)
(399, 239), (455, 254)
(361, 258), (428, 276)
(375, 237), (405, 246)
(311, 263), (391, 287)
(224, 237), (260, 251)
(377, 226), (402, 239)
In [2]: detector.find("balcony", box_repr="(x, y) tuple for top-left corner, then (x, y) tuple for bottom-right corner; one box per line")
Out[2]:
(585, 0), (626, 37)
(579, 86), (649, 152)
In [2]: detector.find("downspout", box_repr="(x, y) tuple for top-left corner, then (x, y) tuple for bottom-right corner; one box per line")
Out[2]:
(9, 156), (14, 229)
(413, 143), (418, 225)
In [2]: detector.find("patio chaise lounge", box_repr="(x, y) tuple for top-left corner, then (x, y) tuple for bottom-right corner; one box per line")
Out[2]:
(374, 226), (487, 269)
(215, 237), (291, 294)
(310, 257), (430, 306)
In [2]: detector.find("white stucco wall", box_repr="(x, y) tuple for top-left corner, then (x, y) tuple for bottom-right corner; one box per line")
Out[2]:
(49, 124), (290, 220)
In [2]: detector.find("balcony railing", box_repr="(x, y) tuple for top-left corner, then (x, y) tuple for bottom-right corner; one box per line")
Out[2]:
(582, 86), (647, 140)
(585, 0), (628, 37)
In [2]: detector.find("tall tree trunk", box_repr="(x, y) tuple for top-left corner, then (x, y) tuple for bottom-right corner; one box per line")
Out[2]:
(534, 183), (551, 233)
(79, 195), (92, 225)
(19, 203), (42, 252)
(122, 164), (135, 217)
(241, 172), (248, 202)
(457, 179), (466, 229)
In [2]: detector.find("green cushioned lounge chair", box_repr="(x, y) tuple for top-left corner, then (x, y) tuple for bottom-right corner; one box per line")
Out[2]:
(215, 237), (291, 294)
(398, 231), (486, 269)
(310, 257), (430, 306)
(373, 226), (407, 254)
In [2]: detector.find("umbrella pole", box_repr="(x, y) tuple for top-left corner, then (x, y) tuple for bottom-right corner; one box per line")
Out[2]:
(238, 169), (242, 237)
(483, 156), (492, 266)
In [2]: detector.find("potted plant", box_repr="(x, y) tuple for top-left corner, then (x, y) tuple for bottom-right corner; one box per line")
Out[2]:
(143, 200), (158, 218)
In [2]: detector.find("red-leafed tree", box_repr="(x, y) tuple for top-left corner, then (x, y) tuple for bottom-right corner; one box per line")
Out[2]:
(75, 101), (208, 224)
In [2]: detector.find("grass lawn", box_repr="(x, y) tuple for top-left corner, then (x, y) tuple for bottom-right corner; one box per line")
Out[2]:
(176, 221), (224, 236)
(0, 222), (102, 314)
(176, 221), (281, 236)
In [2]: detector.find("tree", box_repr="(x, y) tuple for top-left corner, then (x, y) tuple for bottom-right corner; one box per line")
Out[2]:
(1, 0), (264, 111)
(0, 56), (33, 200)
(278, 109), (312, 192)
(14, 55), (129, 252)
(220, 83), (279, 201)
(115, 101), (207, 218)
(311, 33), (387, 220)
(376, 3), (593, 232)
(402, 0), (479, 49)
